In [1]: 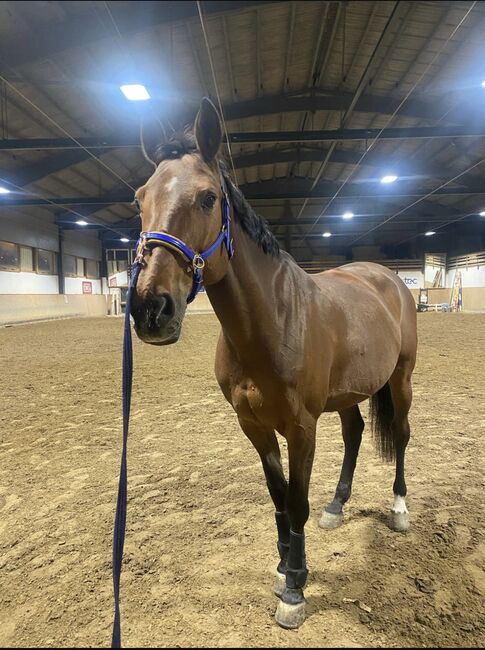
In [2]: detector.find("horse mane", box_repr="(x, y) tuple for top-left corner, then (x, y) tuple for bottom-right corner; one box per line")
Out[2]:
(153, 130), (280, 257)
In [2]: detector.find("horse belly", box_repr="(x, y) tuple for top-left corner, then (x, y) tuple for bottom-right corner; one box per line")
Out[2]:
(325, 321), (401, 411)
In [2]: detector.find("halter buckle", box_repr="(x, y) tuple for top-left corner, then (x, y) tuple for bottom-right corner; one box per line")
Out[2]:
(134, 236), (147, 266)
(192, 254), (205, 271)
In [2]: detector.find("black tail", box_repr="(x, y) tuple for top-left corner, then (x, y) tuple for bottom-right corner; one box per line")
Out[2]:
(369, 382), (395, 462)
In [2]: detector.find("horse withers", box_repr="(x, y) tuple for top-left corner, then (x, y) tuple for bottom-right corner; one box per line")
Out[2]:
(130, 98), (417, 629)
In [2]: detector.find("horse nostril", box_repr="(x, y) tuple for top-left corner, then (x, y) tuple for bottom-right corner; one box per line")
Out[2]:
(154, 293), (175, 326)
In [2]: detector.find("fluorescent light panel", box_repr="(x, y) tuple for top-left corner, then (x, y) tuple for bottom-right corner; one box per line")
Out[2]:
(76, 220), (88, 226)
(0, 186), (10, 194)
(120, 84), (150, 101)
(381, 174), (398, 184)
(342, 211), (354, 220)
(425, 231), (436, 236)
(322, 232), (332, 238)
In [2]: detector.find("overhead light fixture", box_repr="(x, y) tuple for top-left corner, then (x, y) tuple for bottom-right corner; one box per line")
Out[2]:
(481, 80), (485, 88)
(120, 238), (130, 243)
(425, 231), (436, 236)
(342, 211), (354, 220)
(0, 186), (10, 194)
(479, 210), (485, 217)
(322, 232), (332, 238)
(76, 220), (88, 226)
(120, 84), (150, 101)
(381, 174), (398, 184)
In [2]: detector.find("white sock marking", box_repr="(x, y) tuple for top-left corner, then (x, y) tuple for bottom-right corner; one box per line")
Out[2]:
(392, 494), (408, 514)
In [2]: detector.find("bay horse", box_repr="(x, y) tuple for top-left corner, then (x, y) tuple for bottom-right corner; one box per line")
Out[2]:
(130, 98), (417, 629)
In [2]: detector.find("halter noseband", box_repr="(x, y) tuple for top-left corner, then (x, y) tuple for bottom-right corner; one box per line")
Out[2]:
(133, 177), (234, 303)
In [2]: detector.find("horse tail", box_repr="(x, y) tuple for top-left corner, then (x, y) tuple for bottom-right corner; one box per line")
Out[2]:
(369, 382), (395, 462)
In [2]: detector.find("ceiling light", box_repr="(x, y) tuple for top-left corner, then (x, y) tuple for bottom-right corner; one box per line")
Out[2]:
(381, 174), (398, 184)
(425, 231), (436, 236)
(0, 186), (10, 194)
(76, 220), (88, 226)
(322, 232), (332, 238)
(342, 211), (354, 220)
(481, 80), (485, 88)
(120, 84), (150, 101)
(479, 210), (485, 217)
(120, 238), (130, 243)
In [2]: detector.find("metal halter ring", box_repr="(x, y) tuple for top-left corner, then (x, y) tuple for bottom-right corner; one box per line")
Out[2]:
(192, 254), (206, 270)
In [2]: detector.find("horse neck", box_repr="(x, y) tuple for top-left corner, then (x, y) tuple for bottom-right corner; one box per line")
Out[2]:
(205, 223), (291, 353)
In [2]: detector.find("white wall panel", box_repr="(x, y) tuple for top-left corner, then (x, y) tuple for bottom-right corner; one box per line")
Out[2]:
(64, 277), (102, 294)
(0, 271), (58, 294)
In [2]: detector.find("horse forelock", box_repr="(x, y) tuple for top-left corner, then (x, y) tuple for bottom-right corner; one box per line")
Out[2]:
(153, 130), (197, 165)
(151, 129), (280, 258)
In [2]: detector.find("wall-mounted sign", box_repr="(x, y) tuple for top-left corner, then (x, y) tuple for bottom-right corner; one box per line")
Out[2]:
(82, 281), (93, 294)
(403, 277), (418, 285)
(108, 271), (128, 288)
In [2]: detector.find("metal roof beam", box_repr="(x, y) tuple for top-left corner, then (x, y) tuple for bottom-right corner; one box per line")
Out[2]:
(9, 142), (478, 190)
(223, 91), (445, 122)
(5, 184), (484, 208)
(3, 124), (485, 151)
(64, 213), (462, 233)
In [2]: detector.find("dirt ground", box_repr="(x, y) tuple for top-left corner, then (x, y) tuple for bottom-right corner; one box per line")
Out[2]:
(0, 312), (484, 648)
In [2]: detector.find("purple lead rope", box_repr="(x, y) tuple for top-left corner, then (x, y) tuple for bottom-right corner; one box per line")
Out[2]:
(111, 262), (141, 649)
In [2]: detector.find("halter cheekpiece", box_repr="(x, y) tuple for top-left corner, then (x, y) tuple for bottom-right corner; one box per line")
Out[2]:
(133, 176), (234, 303)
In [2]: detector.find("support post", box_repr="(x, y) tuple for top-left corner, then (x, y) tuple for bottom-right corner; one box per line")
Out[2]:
(58, 226), (65, 294)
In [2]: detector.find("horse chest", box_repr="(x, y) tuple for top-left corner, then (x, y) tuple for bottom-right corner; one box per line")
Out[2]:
(231, 380), (274, 425)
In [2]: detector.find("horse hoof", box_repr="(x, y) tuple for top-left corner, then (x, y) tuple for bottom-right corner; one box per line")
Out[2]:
(319, 510), (343, 530)
(273, 571), (286, 598)
(390, 511), (410, 532)
(275, 599), (306, 629)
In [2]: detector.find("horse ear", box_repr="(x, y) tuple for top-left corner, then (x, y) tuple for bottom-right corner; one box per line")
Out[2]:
(194, 97), (222, 163)
(140, 115), (169, 169)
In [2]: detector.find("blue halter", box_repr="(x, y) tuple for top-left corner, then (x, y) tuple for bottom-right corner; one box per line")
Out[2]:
(133, 178), (234, 302)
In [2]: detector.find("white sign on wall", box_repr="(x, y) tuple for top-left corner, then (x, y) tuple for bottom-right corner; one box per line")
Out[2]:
(397, 270), (424, 287)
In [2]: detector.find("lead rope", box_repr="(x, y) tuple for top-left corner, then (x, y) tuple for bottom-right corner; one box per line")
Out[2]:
(111, 261), (142, 649)
(111, 178), (233, 647)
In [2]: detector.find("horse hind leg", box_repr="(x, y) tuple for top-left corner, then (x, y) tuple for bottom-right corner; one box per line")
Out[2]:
(388, 367), (413, 532)
(370, 367), (413, 532)
(319, 405), (364, 529)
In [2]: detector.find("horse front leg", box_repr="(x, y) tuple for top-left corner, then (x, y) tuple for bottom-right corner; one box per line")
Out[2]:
(237, 418), (290, 596)
(275, 413), (316, 629)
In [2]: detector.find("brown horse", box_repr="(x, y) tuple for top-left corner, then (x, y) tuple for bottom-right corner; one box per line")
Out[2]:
(131, 98), (417, 629)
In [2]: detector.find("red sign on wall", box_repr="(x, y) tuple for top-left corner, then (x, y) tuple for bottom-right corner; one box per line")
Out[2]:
(82, 281), (93, 294)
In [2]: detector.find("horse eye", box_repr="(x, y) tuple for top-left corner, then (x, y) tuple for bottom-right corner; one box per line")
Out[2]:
(201, 192), (217, 211)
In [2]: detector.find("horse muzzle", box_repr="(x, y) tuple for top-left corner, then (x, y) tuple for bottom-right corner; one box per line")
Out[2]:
(131, 291), (184, 345)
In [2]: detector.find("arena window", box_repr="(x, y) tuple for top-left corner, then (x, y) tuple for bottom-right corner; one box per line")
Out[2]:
(36, 249), (57, 275)
(19, 246), (34, 272)
(85, 259), (100, 279)
(0, 241), (20, 271)
(63, 254), (77, 277)
(76, 257), (85, 277)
